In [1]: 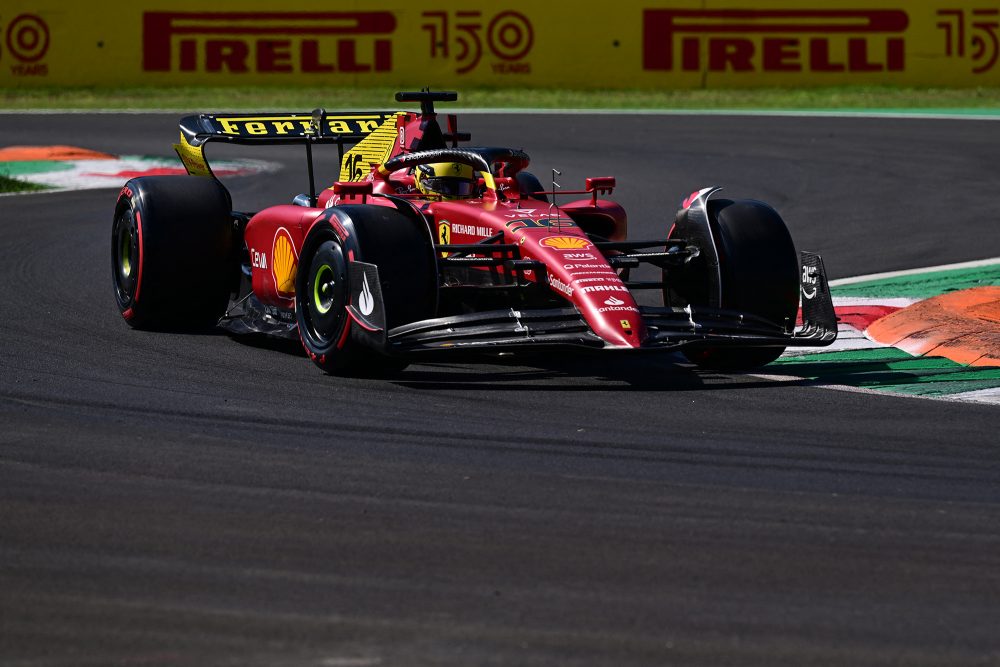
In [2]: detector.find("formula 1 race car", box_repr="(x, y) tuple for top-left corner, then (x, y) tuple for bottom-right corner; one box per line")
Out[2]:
(111, 90), (836, 375)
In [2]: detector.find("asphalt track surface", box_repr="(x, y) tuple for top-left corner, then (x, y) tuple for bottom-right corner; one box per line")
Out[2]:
(2, 112), (999, 667)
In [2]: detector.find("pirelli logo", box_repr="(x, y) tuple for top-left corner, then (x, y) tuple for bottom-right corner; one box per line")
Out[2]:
(143, 11), (395, 74)
(643, 10), (909, 74)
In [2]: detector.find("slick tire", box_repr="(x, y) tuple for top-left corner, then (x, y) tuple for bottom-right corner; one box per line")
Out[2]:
(111, 176), (235, 330)
(296, 205), (436, 376)
(676, 199), (800, 370)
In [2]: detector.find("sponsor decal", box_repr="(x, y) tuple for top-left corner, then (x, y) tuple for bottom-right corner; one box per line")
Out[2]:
(451, 222), (492, 237)
(250, 247), (267, 270)
(573, 277), (610, 284)
(437, 219), (450, 258)
(802, 265), (819, 299)
(3, 14), (50, 77)
(548, 274), (574, 297)
(504, 217), (572, 231)
(581, 284), (628, 294)
(564, 252), (596, 260)
(437, 220), (451, 244)
(937, 9), (999, 74)
(207, 113), (395, 139)
(143, 11), (394, 74)
(438, 220), (451, 257)
(643, 10), (908, 74)
(272, 228), (298, 298)
(422, 10), (533, 75)
(541, 235), (592, 250)
(567, 263), (617, 271)
(567, 270), (619, 276)
(358, 272), (375, 316)
(598, 292), (639, 312)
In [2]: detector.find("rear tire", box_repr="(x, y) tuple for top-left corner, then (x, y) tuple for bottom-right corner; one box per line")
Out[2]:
(296, 205), (436, 376)
(670, 198), (799, 370)
(111, 176), (234, 330)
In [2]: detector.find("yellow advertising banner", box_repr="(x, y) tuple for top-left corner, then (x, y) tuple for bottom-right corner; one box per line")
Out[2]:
(1, 1), (998, 88)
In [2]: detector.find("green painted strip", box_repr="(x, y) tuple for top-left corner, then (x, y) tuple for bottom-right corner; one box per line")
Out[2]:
(832, 265), (1000, 300)
(0, 161), (74, 176)
(771, 348), (1000, 397)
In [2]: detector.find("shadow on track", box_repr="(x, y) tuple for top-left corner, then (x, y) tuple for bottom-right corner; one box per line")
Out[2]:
(392, 352), (806, 393)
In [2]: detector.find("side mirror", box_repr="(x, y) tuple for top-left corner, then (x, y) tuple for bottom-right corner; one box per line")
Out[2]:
(585, 176), (616, 193)
(585, 176), (616, 205)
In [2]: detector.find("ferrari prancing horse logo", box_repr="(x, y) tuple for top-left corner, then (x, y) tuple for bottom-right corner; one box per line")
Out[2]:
(437, 220), (451, 257)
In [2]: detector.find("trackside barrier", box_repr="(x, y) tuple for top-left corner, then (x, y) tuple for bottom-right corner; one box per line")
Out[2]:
(2, 1), (998, 88)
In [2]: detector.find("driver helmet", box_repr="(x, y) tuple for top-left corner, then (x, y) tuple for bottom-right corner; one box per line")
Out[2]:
(415, 162), (476, 200)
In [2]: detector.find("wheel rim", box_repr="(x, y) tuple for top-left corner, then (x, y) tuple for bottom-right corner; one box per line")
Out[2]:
(302, 239), (347, 347)
(118, 224), (133, 279)
(112, 210), (137, 304)
(313, 263), (335, 315)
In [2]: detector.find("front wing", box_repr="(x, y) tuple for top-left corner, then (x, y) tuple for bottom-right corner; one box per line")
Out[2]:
(353, 252), (838, 356)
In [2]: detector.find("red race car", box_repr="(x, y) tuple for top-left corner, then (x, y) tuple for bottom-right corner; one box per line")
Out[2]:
(111, 90), (836, 375)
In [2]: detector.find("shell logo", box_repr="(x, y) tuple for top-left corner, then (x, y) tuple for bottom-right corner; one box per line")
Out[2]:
(272, 229), (298, 298)
(540, 236), (591, 250)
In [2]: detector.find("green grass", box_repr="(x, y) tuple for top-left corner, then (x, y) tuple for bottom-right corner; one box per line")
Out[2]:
(0, 173), (49, 193)
(2, 86), (1000, 111)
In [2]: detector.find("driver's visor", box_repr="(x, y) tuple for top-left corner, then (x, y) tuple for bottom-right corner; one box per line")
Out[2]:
(422, 177), (475, 197)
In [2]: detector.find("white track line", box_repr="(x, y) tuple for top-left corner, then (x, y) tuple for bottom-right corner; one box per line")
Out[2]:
(830, 257), (1000, 286)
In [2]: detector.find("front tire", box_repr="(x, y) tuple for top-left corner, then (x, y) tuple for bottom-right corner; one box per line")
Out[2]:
(670, 198), (800, 370)
(296, 205), (436, 376)
(296, 226), (354, 373)
(111, 176), (234, 330)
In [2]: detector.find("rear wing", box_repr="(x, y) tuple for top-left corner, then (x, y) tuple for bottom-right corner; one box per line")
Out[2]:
(173, 110), (403, 187)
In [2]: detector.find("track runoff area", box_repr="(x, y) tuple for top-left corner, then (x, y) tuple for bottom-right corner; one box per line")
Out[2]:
(761, 258), (1000, 405)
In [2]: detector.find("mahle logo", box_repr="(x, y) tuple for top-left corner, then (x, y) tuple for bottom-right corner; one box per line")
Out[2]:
(644, 9), (908, 74)
(143, 11), (395, 74)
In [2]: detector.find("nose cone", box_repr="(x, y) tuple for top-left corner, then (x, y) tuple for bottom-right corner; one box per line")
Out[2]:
(500, 219), (646, 348)
(573, 283), (645, 348)
(539, 245), (645, 347)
